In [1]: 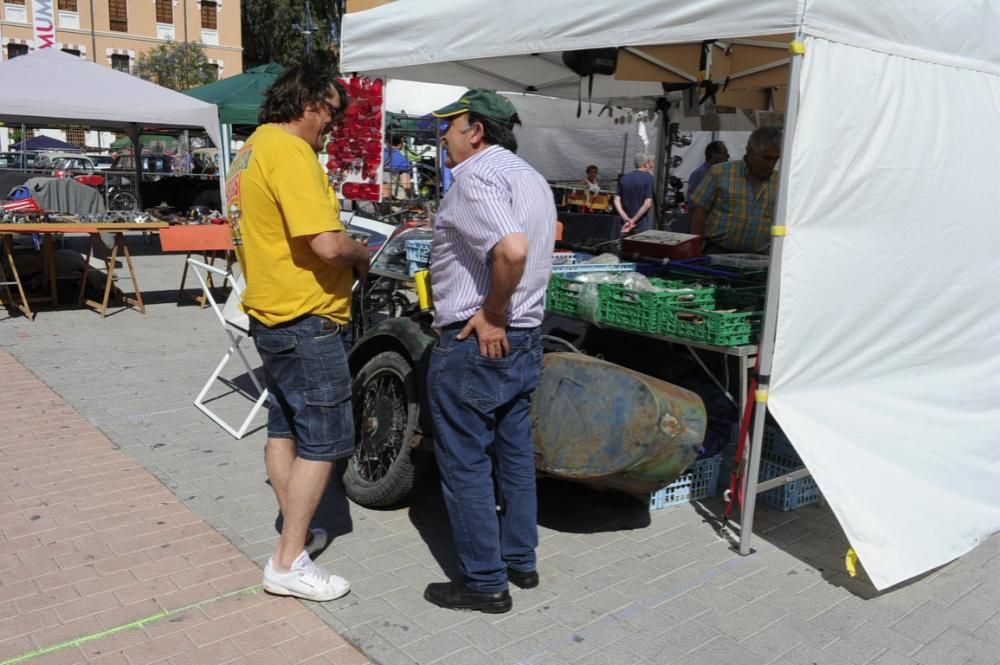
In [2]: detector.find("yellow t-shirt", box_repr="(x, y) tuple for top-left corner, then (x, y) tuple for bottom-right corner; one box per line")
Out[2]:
(226, 124), (351, 326)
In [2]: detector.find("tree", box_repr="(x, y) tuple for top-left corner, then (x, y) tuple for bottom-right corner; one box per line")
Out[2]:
(242, 0), (343, 69)
(134, 41), (216, 91)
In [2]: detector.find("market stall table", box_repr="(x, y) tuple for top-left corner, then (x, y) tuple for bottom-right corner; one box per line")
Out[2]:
(0, 222), (168, 318)
(158, 224), (235, 308)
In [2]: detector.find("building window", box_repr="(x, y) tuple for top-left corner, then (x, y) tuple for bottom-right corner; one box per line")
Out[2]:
(62, 48), (81, 57)
(110, 53), (130, 73)
(66, 128), (86, 148)
(155, 0), (172, 23)
(6, 43), (29, 59)
(6, 0), (25, 5)
(108, 0), (127, 32)
(200, 1), (217, 30)
(57, 0), (77, 10)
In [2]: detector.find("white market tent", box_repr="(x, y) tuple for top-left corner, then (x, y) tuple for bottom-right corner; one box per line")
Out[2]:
(0, 49), (223, 203)
(342, 0), (1000, 591)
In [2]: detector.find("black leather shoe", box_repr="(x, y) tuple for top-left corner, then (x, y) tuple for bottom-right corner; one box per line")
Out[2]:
(507, 569), (539, 589)
(424, 582), (512, 614)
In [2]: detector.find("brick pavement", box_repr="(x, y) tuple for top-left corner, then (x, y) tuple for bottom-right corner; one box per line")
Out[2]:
(0, 350), (370, 665)
(1, 237), (998, 665)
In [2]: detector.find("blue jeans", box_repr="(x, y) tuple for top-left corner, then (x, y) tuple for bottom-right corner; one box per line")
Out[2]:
(427, 326), (543, 593)
(249, 315), (355, 462)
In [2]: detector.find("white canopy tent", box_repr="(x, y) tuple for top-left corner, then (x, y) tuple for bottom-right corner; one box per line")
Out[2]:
(342, 0), (1000, 591)
(0, 49), (223, 204)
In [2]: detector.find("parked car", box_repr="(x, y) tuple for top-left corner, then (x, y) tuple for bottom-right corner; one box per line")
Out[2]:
(51, 155), (98, 173)
(0, 151), (39, 169)
(87, 154), (114, 170)
(111, 153), (175, 174)
(33, 151), (86, 170)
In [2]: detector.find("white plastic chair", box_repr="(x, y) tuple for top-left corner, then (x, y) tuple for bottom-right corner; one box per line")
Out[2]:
(188, 258), (269, 439)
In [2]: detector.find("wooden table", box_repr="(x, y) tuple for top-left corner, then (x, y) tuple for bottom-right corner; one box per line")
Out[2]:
(0, 222), (168, 318)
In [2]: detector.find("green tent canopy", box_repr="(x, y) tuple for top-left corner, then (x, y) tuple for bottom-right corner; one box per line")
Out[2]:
(184, 63), (285, 126)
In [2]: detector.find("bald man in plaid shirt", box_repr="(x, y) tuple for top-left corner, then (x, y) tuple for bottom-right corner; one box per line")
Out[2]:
(689, 127), (782, 254)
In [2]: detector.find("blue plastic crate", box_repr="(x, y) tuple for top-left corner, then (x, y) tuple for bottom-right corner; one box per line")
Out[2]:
(552, 252), (637, 275)
(758, 425), (821, 511)
(649, 454), (721, 511)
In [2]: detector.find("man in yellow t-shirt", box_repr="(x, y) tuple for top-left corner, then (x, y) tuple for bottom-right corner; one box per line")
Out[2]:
(225, 60), (369, 603)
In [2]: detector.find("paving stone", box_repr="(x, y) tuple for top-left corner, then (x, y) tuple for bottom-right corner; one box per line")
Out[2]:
(4, 250), (998, 665)
(821, 621), (921, 664)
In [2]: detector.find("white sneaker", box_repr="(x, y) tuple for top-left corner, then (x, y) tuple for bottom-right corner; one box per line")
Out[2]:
(263, 551), (350, 602)
(305, 527), (329, 557)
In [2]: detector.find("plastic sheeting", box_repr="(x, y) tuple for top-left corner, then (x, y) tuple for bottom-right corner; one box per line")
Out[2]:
(770, 38), (1000, 590)
(344, 0), (1000, 77)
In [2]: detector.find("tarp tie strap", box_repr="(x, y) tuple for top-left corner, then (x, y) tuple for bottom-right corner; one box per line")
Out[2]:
(789, 41), (805, 55)
(725, 355), (760, 518)
(772, 225), (787, 236)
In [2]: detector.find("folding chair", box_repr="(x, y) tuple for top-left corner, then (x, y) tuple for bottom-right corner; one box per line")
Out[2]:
(188, 258), (269, 439)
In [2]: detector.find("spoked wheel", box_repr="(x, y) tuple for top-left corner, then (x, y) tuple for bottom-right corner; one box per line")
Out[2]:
(344, 350), (422, 507)
(108, 190), (138, 211)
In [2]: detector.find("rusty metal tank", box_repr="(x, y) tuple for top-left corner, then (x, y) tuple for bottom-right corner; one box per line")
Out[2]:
(530, 352), (706, 494)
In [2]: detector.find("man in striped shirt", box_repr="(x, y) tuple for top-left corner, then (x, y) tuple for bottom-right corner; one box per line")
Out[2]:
(423, 89), (556, 614)
(689, 127), (782, 253)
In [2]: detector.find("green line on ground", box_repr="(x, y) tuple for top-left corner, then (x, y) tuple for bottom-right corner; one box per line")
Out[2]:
(1, 584), (263, 665)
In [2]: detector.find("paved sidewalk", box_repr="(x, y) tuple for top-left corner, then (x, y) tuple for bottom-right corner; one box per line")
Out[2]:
(1, 238), (998, 665)
(0, 351), (370, 665)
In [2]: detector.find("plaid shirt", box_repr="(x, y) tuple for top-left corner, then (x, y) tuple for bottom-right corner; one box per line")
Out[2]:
(689, 159), (778, 253)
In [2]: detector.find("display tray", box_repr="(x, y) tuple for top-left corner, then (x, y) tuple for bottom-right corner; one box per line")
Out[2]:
(621, 230), (702, 260)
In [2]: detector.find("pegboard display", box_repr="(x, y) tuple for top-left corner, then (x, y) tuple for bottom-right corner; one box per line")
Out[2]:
(327, 76), (385, 202)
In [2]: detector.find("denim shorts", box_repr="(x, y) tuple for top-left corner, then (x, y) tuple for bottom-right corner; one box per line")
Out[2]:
(249, 315), (355, 462)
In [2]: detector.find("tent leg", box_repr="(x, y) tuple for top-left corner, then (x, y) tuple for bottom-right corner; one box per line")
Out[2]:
(738, 34), (806, 556)
(219, 123), (232, 210)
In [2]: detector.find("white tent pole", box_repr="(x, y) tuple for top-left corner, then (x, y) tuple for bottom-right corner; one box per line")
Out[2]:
(737, 35), (806, 555)
(218, 122), (231, 209)
(653, 108), (668, 230)
(127, 124), (144, 209)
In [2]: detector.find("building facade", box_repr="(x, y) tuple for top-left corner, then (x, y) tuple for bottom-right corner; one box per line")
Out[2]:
(0, 1), (242, 149)
(1, 1), (242, 76)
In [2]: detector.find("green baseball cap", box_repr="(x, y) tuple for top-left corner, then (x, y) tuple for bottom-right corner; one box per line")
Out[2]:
(431, 88), (519, 125)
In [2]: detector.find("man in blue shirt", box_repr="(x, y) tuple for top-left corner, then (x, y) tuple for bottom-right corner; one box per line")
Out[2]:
(382, 134), (412, 198)
(614, 152), (655, 235)
(686, 140), (730, 203)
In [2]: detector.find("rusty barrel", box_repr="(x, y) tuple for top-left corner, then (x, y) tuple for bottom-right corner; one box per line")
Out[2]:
(531, 353), (707, 494)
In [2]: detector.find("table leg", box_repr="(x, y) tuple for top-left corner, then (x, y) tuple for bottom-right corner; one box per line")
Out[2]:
(0, 236), (33, 320)
(43, 234), (58, 306)
(121, 236), (145, 314)
(98, 235), (120, 317)
(78, 234), (95, 306)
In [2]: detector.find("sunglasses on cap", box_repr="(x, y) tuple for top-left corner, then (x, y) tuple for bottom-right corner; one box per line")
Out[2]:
(438, 118), (477, 134)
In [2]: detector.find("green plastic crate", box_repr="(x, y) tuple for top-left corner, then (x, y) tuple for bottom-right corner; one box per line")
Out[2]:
(715, 285), (766, 311)
(661, 307), (760, 346)
(597, 279), (715, 334)
(546, 273), (585, 316)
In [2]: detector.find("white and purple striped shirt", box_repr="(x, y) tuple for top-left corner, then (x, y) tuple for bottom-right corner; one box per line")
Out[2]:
(431, 145), (556, 329)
